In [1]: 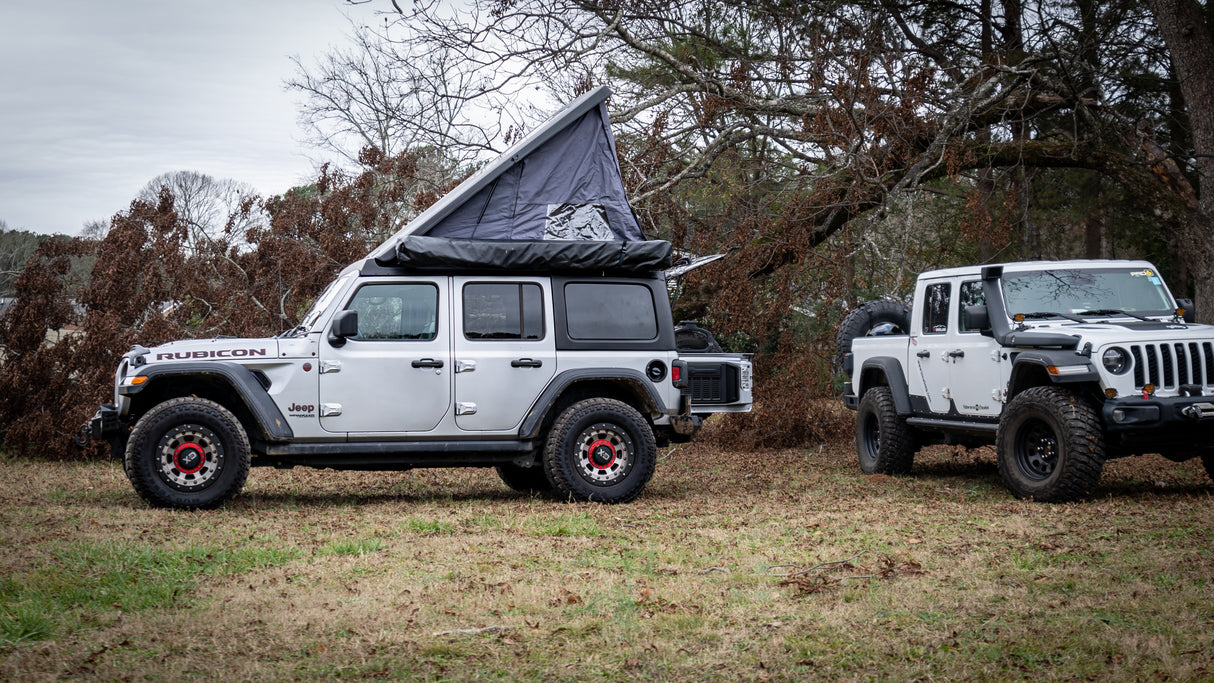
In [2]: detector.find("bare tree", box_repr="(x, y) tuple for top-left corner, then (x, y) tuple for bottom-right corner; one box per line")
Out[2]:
(137, 171), (259, 253)
(286, 21), (482, 173)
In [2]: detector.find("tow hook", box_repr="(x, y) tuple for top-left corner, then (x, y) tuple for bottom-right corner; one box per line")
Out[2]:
(74, 422), (92, 447)
(1180, 403), (1214, 420)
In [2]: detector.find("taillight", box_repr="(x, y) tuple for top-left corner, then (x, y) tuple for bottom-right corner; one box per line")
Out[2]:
(671, 360), (688, 388)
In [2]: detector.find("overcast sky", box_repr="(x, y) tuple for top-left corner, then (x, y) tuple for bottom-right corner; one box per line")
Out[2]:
(0, 0), (365, 236)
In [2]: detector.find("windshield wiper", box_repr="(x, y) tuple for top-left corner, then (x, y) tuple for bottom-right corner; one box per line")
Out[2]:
(1018, 311), (1086, 323)
(1072, 308), (1156, 323)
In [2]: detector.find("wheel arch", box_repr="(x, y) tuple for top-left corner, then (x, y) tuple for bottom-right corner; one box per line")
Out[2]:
(858, 357), (913, 415)
(1008, 351), (1099, 402)
(121, 362), (293, 444)
(520, 370), (665, 440)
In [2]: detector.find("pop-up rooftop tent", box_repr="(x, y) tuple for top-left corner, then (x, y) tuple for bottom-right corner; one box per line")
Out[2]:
(368, 85), (661, 272)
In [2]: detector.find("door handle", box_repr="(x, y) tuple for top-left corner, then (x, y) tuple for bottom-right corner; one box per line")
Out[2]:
(916, 350), (930, 358)
(947, 350), (965, 359)
(411, 358), (444, 368)
(511, 358), (543, 368)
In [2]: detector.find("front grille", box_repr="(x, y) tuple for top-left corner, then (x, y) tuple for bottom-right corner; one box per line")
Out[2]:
(1128, 341), (1214, 390)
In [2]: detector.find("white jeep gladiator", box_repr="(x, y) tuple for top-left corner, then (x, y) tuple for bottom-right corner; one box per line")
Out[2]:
(839, 259), (1214, 502)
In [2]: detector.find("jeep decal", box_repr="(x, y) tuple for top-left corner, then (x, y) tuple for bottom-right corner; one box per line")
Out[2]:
(155, 348), (269, 361)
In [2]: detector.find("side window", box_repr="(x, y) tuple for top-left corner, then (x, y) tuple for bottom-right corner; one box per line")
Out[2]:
(922, 283), (951, 334)
(345, 283), (438, 341)
(958, 281), (985, 333)
(463, 283), (545, 340)
(564, 283), (658, 340)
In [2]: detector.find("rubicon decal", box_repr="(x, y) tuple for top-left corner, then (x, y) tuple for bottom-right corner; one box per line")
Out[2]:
(155, 348), (269, 361)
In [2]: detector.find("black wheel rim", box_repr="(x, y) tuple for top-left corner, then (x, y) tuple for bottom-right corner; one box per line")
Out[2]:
(1014, 418), (1058, 481)
(156, 423), (225, 491)
(573, 422), (634, 487)
(859, 411), (881, 465)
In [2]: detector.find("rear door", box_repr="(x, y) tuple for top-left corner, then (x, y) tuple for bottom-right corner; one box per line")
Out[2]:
(908, 279), (954, 413)
(451, 276), (557, 431)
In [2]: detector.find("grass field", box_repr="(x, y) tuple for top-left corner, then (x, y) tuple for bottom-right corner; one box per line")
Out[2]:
(1, 437), (1212, 681)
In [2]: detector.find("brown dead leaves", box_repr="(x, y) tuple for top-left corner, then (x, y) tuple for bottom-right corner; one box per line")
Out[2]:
(778, 554), (925, 597)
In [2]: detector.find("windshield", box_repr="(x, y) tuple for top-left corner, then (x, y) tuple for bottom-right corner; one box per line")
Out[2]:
(1001, 267), (1176, 319)
(290, 274), (354, 336)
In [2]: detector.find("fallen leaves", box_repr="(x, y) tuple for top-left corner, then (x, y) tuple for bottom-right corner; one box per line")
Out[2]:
(778, 555), (926, 596)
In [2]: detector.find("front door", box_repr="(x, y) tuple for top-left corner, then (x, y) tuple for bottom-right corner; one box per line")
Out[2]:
(452, 277), (557, 431)
(318, 279), (452, 433)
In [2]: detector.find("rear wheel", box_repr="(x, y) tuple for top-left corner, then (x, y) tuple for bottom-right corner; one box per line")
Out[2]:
(124, 397), (250, 510)
(996, 387), (1105, 502)
(543, 398), (656, 503)
(855, 386), (916, 474)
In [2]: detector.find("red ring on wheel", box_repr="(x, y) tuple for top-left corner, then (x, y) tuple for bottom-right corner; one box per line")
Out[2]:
(173, 442), (206, 474)
(586, 439), (617, 469)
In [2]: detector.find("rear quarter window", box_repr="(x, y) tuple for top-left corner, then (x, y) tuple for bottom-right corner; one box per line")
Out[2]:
(564, 282), (658, 340)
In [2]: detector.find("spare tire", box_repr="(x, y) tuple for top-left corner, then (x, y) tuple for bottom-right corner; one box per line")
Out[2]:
(835, 299), (911, 372)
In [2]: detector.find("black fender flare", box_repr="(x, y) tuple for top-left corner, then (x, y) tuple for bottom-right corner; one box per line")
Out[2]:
(119, 362), (294, 441)
(520, 369), (668, 439)
(1009, 350), (1098, 391)
(858, 357), (913, 415)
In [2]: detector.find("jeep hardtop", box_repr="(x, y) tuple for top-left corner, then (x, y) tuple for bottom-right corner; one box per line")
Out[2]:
(83, 237), (753, 509)
(839, 259), (1214, 501)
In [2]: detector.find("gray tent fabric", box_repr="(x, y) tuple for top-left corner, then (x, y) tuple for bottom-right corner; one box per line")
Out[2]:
(379, 235), (673, 274)
(367, 87), (643, 261)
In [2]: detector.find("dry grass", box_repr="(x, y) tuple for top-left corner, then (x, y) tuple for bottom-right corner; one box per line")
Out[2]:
(1, 440), (1212, 681)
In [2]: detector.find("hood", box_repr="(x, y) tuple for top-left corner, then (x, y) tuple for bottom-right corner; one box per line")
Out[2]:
(1018, 318), (1214, 346)
(147, 337), (280, 363)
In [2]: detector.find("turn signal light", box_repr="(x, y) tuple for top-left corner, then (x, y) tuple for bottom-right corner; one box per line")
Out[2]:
(130, 376), (148, 385)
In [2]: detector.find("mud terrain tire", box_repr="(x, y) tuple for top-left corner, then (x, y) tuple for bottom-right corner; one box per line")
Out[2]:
(496, 463), (553, 494)
(855, 386), (917, 474)
(997, 386), (1105, 502)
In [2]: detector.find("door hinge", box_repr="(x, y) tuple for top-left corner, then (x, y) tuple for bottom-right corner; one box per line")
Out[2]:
(455, 360), (477, 373)
(320, 403), (342, 417)
(319, 361), (341, 374)
(455, 402), (478, 416)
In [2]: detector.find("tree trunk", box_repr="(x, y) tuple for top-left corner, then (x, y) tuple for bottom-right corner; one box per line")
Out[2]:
(1148, 0), (1214, 319)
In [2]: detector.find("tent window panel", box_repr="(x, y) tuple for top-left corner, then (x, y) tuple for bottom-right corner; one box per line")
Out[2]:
(564, 283), (658, 340)
(544, 203), (613, 240)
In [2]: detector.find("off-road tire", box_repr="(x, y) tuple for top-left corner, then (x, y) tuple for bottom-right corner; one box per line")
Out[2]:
(855, 386), (916, 475)
(495, 463), (553, 494)
(543, 398), (656, 504)
(1202, 452), (1214, 484)
(124, 397), (251, 510)
(835, 300), (911, 371)
(996, 386), (1105, 502)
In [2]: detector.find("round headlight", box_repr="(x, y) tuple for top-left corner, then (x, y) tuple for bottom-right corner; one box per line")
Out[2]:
(1102, 347), (1130, 375)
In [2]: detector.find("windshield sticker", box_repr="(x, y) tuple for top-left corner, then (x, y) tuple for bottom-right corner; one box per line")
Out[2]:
(1130, 269), (1154, 277)
(1149, 276), (1161, 285)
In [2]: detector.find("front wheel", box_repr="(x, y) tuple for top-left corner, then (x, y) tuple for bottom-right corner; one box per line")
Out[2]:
(855, 386), (916, 474)
(124, 397), (251, 510)
(996, 387), (1105, 502)
(543, 398), (657, 503)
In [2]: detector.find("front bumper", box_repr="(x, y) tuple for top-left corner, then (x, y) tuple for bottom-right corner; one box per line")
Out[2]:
(78, 404), (127, 458)
(1103, 394), (1214, 451)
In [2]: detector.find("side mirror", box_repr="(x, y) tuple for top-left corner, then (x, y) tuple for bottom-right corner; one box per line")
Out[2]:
(328, 310), (358, 347)
(1177, 298), (1196, 323)
(963, 305), (991, 334)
